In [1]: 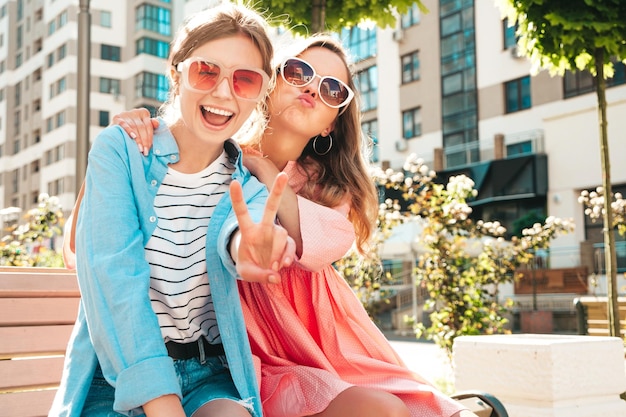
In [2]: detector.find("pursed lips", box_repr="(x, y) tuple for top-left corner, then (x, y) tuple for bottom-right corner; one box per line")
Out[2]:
(297, 94), (316, 108)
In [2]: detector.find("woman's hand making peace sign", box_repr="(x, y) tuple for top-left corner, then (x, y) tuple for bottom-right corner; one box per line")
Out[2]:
(229, 172), (295, 284)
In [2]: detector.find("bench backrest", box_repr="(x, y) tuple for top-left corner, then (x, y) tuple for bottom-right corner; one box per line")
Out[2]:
(0, 267), (79, 417)
(574, 296), (626, 337)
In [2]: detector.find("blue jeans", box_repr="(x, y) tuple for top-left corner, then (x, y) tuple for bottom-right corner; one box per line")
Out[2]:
(82, 356), (251, 416)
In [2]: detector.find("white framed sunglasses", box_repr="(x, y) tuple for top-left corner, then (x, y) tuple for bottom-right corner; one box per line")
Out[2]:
(176, 57), (270, 101)
(278, 57), (355, 109)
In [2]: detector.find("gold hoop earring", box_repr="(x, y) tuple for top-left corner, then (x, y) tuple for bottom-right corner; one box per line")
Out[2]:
(313, 133), (333, 156)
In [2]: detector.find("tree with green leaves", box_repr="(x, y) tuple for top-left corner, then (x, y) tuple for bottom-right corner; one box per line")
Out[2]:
(253, 0), (426, 34)
(496, 0), (626, 338)
(336, 155), (574, 356)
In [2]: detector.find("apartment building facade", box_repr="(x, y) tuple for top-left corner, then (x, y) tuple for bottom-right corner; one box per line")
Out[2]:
(1, 1), (625, 312)
(0, 0), (188, 228)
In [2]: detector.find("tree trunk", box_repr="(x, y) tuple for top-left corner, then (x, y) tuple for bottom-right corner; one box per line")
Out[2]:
(311, 0), (326, 34)
(594, 48), (621, 338)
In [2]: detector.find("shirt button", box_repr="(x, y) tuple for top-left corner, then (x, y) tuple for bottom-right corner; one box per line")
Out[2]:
(150, 180), (157, 186)
(155, 149), (161, 155)
(170, 155), (176, 161)
(149, 216), (156, 223)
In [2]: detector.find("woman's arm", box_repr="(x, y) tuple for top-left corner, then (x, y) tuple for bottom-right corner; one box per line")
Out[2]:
(76, 127), (181, 413)
(295, 196), (355, 272)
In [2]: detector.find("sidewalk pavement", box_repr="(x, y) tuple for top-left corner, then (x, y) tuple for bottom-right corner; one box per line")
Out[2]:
(385, 332), (455, 389)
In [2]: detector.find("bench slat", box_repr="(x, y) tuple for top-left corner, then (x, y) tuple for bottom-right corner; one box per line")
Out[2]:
(0, 298), (79, 327)
(0, 356), (65, 391)
(0, 268), (78, 416)
(0, 389), (56, 417)
(0, 272), (78, 298)
(0, 325), (74, 359)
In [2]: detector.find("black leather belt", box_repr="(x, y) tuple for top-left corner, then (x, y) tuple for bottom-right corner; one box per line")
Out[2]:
(165, 338), (224, 360)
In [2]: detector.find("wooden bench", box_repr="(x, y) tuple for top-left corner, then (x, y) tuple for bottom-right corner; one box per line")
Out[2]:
(574, 295), (626, 337)
(0, 267), (79, 417)
(0, 266), (508, 417)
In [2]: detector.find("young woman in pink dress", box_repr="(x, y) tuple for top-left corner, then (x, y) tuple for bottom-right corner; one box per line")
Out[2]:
(65, 35), (478, 417)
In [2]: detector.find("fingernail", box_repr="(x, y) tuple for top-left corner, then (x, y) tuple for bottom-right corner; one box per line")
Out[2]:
(272, 261), (279, 271)
(268, 275), (278, 284)
(130, 132), (137, 139)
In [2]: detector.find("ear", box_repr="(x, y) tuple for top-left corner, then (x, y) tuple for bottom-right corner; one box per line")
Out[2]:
(321, 120), (336, 137)
(169, 66), (181, 95)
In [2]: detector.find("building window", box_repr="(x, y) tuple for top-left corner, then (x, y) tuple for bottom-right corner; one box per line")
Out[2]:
(137, 72), (169, 101)
(14, 110), (21, 135)
(100, 77), (121, 95)
(47, 52), (54, 68)
(136, 37), (170, 59)
(57, 44), (67, 60)
(15, 82), (21, 106)
(341, 27), (376, 62)
(99, 111), (110, 127)
(564, 60), (625, 99)
(401, 2), (421, 29)
(34, 37), (43, 53)
(16, 25), (23, 49)
(402, 107), (422, 139)
(55, 111), (66, 128)
(55, 144), (65, 161)
(48, 178), (65, 195)
(33, 129), (41, 144)
(50, 77), (67, 98)
(505, 76), (531, 113)
(503, 18), (518, 49)
(507, 140), (533, 157)
(401, 51), (420, 84)
(58, 11), (68, 28)
(12, 169), (19, 193)
(362, 119), (379, 163)
(136, 4), (171, 36)
(356, 66), (378, 112)
(100, 10), (112, 27)
(101, 44), (121, 61)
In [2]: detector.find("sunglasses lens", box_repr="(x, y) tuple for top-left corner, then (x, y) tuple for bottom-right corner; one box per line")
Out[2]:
(187, 60), (221, 91)
(185, 60), (265, 99)
(282, 59), (315, 86)
(319, 78), (351, 107)
(232, 69), (266, 99)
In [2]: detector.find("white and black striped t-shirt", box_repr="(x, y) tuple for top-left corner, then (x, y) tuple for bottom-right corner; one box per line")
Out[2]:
(146, 150), (234, 345)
